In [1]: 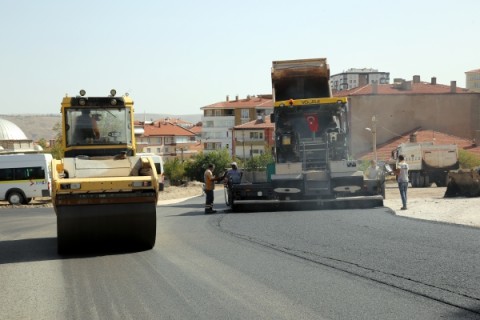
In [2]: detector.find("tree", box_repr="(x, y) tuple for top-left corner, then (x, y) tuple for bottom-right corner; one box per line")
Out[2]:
(50, 122), (64, 159)
(244, 151), (274, 171)
(184, 149), (232, 182)
(36, 138), (48, 150)
(164, 158), (185, 186)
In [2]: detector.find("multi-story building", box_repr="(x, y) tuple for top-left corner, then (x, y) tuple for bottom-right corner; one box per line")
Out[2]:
(466, 68), (480, 92)
(135, 118), (201, 161)
(333, 75), (480, 157)
(232, 115), (274, 159)
(331, 68), (390, 92)
(201, 95), (273, 155)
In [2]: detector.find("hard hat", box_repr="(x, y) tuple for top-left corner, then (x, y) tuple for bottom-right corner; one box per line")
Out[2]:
(231, 162), (237, 167)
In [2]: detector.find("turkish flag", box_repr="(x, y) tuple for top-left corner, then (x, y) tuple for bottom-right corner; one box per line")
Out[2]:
(305, 113), (319, 132)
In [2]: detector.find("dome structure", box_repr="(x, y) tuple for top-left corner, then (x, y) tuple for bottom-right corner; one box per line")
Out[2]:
(0, 118), (28, 140)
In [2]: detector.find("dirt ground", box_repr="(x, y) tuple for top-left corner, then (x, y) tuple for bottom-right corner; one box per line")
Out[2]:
(384, 181), (480, 228)
(1, 180), (479, 229)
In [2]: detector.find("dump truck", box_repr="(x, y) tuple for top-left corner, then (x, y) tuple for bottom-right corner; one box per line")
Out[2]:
(51, 90), (158, 253)
(391, 139), (459, 187)
(225, 58), (384, 211)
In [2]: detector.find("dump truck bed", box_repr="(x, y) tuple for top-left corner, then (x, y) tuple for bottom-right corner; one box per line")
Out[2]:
(272, 58), (331, 100)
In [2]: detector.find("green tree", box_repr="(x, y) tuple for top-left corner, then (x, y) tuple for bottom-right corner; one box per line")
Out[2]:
(164, 158), (185, 186)
(36, 138), (48, 150)
(244, 151), (274, 171)
(184, 149), (232, 182)
(50, 122), (64, 159)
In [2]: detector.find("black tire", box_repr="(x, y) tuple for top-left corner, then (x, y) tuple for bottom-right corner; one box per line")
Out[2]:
(410, 172), (416, 187)
(419, 175), (425, 188)
(423, 175), (431, 188)
(7, 191), (24, 205)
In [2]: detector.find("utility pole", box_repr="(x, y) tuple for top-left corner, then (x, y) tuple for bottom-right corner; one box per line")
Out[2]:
(372, 115), (377, 161)
(365, 115), (377, 161)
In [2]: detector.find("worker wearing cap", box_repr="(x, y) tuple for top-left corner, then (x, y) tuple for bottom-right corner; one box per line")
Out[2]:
(224, 162), (243, 206)
(225, 162), (242, 184)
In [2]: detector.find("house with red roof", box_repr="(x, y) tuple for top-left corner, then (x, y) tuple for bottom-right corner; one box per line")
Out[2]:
(333, 75), (480, 157)
(135, 118), (200, 161)
(232, 115), (274, 159)
(201, 95), (273, 156)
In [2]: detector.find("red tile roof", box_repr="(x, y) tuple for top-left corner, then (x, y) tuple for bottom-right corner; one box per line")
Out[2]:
(142, 121), (195, 137)
(154, 118), (194, 128)
(334, 81), (471, 96)
(203, 96), (273, 109)
(359, 128), (480, 161)
(189, 125), (203, 134)
(234, 116), (273, 129)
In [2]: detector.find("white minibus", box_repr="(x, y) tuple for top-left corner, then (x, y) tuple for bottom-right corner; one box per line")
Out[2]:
(138, 153), (165, 191)
(0, 153), (53, 204)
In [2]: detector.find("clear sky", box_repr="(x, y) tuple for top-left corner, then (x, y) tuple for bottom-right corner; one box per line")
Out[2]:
(1, 0), (479, 115)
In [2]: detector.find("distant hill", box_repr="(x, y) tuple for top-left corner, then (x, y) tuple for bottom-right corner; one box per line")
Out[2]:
(0, 114), (61, 141)
(0, 113), (202, 141)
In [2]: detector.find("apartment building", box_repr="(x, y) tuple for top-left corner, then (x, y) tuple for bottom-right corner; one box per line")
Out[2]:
(331, 68), (390, 92)
(466, 68), (480, 92)
(201, 94), (273, 155)
(333, 75), (480, 157)
(232, 114), (274, 159)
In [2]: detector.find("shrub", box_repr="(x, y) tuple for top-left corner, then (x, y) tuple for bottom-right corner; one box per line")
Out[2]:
(164, 158), (185, 185)
(458, 149), (480, 169)
(184, 149), (232, 182)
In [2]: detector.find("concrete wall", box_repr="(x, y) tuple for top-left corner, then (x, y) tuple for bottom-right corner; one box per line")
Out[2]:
(349, 93), (480, 156)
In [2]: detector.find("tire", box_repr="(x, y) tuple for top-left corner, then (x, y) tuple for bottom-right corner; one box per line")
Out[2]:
(7, 191), (24, 205)
(418, 175), (425, 188)
(410, 172), (417, 188)
(423, 175), (431, 188)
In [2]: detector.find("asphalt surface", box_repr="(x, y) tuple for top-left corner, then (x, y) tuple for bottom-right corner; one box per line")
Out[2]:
(1, 191), (479, 319)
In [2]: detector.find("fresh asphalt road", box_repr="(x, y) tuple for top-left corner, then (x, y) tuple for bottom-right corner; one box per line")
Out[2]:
(1, 191), (479, 320)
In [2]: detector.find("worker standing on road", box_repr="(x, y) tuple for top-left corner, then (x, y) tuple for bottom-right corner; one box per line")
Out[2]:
(396, 155), (409, 210)
(224, 162), (243, 206)
(204, 164), (221, 214)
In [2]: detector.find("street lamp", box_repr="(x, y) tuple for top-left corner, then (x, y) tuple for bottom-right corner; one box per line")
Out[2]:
(365, 115), (377, 160)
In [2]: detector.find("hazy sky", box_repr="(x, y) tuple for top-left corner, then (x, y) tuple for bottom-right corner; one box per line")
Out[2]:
(1, 0), (479, 115)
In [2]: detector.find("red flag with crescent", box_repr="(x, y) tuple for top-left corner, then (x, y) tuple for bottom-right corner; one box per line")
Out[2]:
(305, 113), (319, 132)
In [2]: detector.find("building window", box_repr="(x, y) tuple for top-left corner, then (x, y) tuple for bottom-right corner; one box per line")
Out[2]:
(241, 109), (249, 120)
(156, 148), (161, 153)
(250, 132), (263, 140)
(214, 109), (222, 116)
